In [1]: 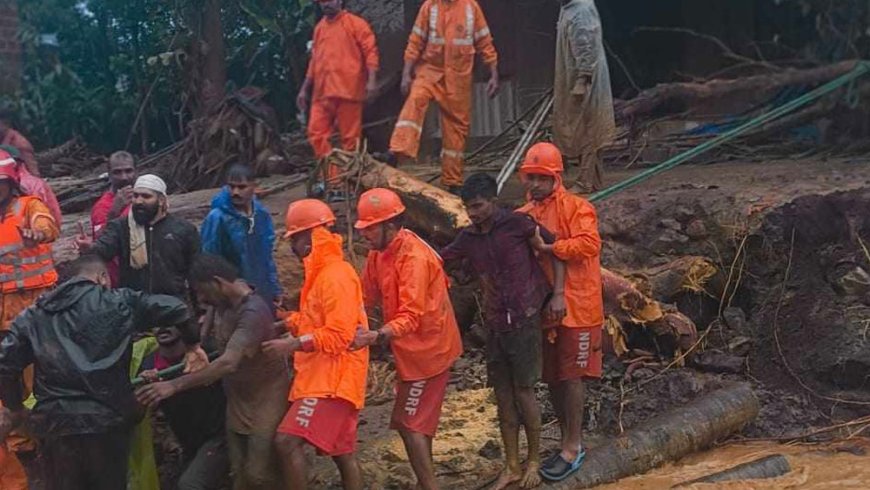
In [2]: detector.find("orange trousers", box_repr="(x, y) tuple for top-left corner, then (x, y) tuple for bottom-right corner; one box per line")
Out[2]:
(389, 77), (471, 187)
(307, 97), (363, 183)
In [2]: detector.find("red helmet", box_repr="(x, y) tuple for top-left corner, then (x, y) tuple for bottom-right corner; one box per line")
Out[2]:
(0, 150), (20, 185)
(354, 188), (406, 229)
(520, 142), (564, 177)
(284, 199), (335, 238)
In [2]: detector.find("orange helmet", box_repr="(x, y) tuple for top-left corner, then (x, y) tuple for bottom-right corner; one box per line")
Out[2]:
(354, 188), (406, 229)
(283, 199), (335, 238)
(0, 150), (19, 185)
(520, 142), (563, 176)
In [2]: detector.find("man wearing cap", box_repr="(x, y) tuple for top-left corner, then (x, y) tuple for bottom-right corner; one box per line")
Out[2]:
(298, 0), (379, 192)
(0, 148), (59, 487)
(0, 144), (62, 227)
(518, 142), (604, 482)
(350, 188), (462, 490)
(263, 199), (368, 490)
(77, 174), (201, 300)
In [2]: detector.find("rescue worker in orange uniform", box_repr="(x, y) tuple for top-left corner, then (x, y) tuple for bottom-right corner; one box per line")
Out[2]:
(0, 149), (59, 488)
(517, 142), (603, 482)
(350, 188), (462, 490)
(387, 0), (500, 194)
(264, 199), (368, 490)
(298, 0), (379, 192)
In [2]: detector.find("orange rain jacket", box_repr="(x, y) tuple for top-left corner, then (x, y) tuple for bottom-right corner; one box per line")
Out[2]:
(518, 185), (604, 328)
(0, 196), (59, 330)
(284, 226), (369, 409)
(306, 10), (379, 102)
(405, 0), (498, 94)
(362, 229), (462, 381)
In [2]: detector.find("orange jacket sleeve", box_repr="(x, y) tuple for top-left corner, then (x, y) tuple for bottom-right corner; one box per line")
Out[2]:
(25, 199), (59, 242)
(472, 2), (498, 67)
(404, 1), (431, 63)
(351, 16), (380, 71)
(552, 201), (601, 261)
(385, 252), (430, 338)
(309, 270), (361, 354)
(284, 312), (310, 337)
(361, 258), (381, 310)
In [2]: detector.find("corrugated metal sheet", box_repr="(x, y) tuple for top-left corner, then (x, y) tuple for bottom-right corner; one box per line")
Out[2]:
(421, 80), (518, 139)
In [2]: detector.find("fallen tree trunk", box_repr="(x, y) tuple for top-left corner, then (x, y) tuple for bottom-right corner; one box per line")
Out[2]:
(673, 454), (791, 487)
(331, 152), (470, 244)
(617, 60), (859, 121)
(546, 383), (760, 489)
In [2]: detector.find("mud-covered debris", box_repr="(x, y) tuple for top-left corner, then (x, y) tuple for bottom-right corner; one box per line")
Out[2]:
(478, 440), (501, 460)
(692, 349), (746, 374)
(684, 219), (708, 240)
(722, 307), (748, 331)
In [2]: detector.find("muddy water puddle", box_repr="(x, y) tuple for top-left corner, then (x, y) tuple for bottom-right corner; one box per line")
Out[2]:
(598, 438), (870, 489)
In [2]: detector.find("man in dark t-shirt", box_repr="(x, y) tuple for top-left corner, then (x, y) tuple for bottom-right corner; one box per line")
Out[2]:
(136, 255), (290, 489)
(440, 173), (567, 490)
(139, 326), (228, 489)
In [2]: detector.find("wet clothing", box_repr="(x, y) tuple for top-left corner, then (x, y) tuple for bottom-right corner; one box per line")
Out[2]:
(208, 293), (288, 489)
(308, 98), (363, 181)
(485, 314), (542, 389)
(0, 278), (193, 437)
(0, 196), (58, 331)
(89, 214), (200, 298)
(389, 368), (451, 436)
(543, 325), (602, 382)
(226, 431), (282, 489)
(362, 228), (462, 381)
(200, 188), (282, 304)
(41, 430), (130, 490)
(518, 185), (604, 329)
(139, 352), (227, 457)
(278, 397), (359, 456)
(0, 130), (37, 176)
(553, 0), (615, 190)
(440, 207), (554, 331)
(284, 227), (369, 409)
(390, 0), (498, 187)
(209, 294), (289, 436)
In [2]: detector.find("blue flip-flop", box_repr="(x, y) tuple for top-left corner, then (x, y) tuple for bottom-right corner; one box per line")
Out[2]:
(539, 449), (586, 482)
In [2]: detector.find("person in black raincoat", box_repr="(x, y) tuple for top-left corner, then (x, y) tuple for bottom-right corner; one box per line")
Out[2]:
(0, 255), (205, 490)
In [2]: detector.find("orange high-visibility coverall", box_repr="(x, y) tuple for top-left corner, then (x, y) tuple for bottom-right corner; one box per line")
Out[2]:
(390, 0), (498, 187)
(518, 184), (604, 328)
(361, 228), (462, 381)
(306, 10), (379, 181)
(284, 226), (369, 409)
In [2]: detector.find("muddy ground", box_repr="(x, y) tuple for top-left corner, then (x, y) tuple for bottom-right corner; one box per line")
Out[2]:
(53, 156), (870, 488)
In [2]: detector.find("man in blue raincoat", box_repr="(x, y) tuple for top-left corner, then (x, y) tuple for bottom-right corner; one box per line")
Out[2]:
(200, 165), (283, 311)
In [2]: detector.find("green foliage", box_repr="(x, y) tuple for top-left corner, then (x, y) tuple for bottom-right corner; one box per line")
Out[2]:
(2, 0), (314, 153)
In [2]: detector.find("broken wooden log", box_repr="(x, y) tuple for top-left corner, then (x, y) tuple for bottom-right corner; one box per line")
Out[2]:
(617, 60), (859, 121)
(545, 383), (760, 489)
(626, 256), (720, 303)
(673, 454), (791, 487)
(330, 151), (470, 244)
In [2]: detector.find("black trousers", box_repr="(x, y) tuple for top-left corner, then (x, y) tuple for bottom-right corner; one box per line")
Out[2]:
(41, 431), (131, 490)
